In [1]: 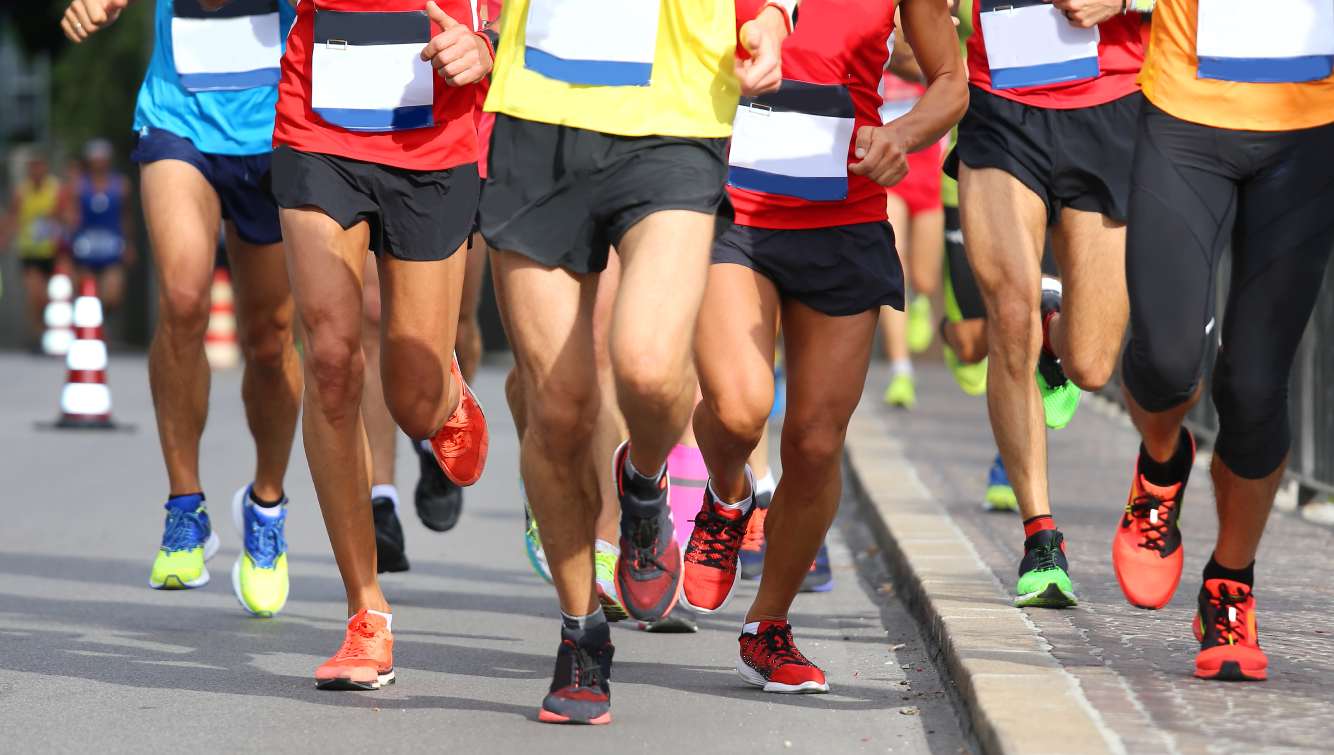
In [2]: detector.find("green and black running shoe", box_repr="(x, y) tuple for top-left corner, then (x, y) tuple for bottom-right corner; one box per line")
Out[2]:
(1036, 278), (1080, 429)
(1014, 529), (1077, 608)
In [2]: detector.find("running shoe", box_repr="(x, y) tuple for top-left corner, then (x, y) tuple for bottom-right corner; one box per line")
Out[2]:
(414, 439), (463, 532)
(540, 622), (614, 725)
(522, 479), (554, 584)
(372, 497), (409, 574)
(429, 353), (489, 487)
(681, 483), (754, 614)
(737, 621), (829, 694)
(1036, 278), (1080, 429)
(799, 542), (834, 593)
(315, 609), (395, 690)
(907, 294), (934, 354)
(983, 454), (1018, 512)
(739, 493), (770, 581)
(639, 606), (699, 633)
(1113, 435), (1194, 610)
(230, 485), (289, 617)
(149, 494), (220, 590)
(1193, 579), (1267, 681)
(884, 370), (917, 409)
(613, 441), (683, 622)
(595, 548), (629, 622)
(943, 342), (987, 396)
(1014, 529), (1077, 608)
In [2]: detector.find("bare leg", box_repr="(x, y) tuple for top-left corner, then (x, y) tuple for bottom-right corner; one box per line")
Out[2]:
(97, 264), (127, 312)
(908, 208), (945, 297)
(1047, 208), (1128, 391)
(360, 250), (397, 488)
(456, 232), (488, 382)
(1212, 453), (1286, 569)
(23, 265), (50, 344)
(880, 193), (912, 365)
(943, 318), (989, 364)
(592, 251), (628, 544)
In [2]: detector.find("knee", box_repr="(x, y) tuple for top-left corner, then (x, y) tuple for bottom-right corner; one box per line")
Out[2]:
(1123, 327), (1206, 413)
(304, 326), (363, 418)
(158, 281), (211, 335)
(238, 315), (292, 374)
(612, 345), (687, 416)
(986, 294), (1039, 371)
(705, 391), (771, 450)
(780, 419), (846, 470)
(526, 374), (599, 459)
(1062, 348), (1117, 392)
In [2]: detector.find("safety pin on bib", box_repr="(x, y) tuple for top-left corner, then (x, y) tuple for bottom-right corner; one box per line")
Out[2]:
(327, 39), (347, 50)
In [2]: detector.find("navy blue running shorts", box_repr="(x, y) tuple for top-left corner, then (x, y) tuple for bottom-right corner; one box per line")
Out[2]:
(131, 127), (282, 245)
(712, 221), (904, 318)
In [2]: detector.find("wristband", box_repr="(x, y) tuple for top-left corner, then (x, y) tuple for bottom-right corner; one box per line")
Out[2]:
(762, 0), (796, 33)
(475, 28), (499, 60)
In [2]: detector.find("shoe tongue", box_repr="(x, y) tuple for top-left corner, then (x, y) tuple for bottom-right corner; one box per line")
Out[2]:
(712, 501), (746, 521)
(165, 494), (204, 512)
(1204, 578), (1249, 598)
(349, 609), (386, 632)
(1137, 475), (1180, 500)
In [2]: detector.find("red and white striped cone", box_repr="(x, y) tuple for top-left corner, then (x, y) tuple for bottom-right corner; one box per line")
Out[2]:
(205, 267), (240, 370)
(41, 268), (76, 356)
(55, 276), (116, 429)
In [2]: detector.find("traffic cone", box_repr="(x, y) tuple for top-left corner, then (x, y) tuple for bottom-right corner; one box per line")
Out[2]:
(42, 267), (75, 356)
(205, 267), (240, 370)
(55, 276), (116, 429)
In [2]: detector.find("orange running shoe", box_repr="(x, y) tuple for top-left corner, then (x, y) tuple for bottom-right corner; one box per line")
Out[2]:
(316, 609), (395, 690)
(1112, 434), (1194, 610)
(1193, 578), (1267, 681)
(429, 354), (489, 487)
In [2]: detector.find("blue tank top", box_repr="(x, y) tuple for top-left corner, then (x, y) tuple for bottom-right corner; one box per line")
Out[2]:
(132, 0), (297, 156)
(72, 174), (127, 266)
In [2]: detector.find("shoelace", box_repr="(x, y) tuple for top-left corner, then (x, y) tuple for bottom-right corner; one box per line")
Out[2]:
(755, 623), (815, 670)
(246, 512), (287, 569)
(575, 646), (607, 692)
(627, 515), (668, 571)
(687, 505), (743, 568)
(334, 618), (385, 662)
(161, 508), (209, 553)
(1036, 353), (1069, 389)
(1128, 487), (1175, 552)
(1206, 584), (1252, 647)
(741, 508), (767, 552)
(1029, 537), (1061, 573)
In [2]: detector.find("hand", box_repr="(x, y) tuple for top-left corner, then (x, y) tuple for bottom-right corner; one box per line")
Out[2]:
(1046, 0), (1122, 28)
(735, 5), (787, 97)
(421, 0), (493, 87)
(62, 0), (130, 43)
(848, 126), (910, 188)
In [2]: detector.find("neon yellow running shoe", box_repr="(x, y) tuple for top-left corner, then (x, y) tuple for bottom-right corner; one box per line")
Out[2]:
(522, 479), (554, 584)
(595, 548), (629, 621)
(943, 343), (987, 396)
(982, 455), (1018, 512)
(231, 485), (290, 617)
(149, 494), (220, 589)
(907, 295), (933, 354)
(884, 371), (917, 409)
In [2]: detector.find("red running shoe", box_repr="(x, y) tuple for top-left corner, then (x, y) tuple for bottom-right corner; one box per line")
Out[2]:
(429, 354), (489, 487)
(680, 483), (754, 614)
(1112, 434), (1194, 609)
(738, 621), (828, 693)
(613, 441), (683, 622)
(1193, 578), (1267, 681)
(539, 623), (614, 724)
(315, 609), (395, 690)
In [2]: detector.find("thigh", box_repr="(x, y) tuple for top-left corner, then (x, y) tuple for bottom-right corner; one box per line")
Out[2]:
(279, 206), (370, 345)
(886, 192), (911, 265)
(1049, 207), (1127, 334)
(781, 300), (879, 436)
(695, 263), (780, 423)
(958, 165), (1047, 312)
(459, 232), (488, 318)
(140, 160), (222, 305)
(612, 209), (715, 357)
(377, 242), (468, 369)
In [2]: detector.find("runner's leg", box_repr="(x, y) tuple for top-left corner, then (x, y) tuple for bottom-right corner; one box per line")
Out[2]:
(593, 251), (628, 546)
(23, 264), (50, 344)
(455, 233), (488, 382)
(1046, 209), (1127, 391)
(360, 250), (396, 491)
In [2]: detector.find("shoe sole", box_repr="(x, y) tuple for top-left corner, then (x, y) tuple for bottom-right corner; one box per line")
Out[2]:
(596, 581), (630, 622)
(149, 530), (220, 590)
(736, 657), (829, 694)
(1014, 582), (1078, 608)
(538, 709), (611, 725)
(231, 485), (287, 618)
(1195, 660), (1266, 682)
(799, 577), (835, 593)
(316, 670), (395, 691)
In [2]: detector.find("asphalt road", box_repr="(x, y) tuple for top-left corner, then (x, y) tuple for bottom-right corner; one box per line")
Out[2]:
(0, 354), (966, 754)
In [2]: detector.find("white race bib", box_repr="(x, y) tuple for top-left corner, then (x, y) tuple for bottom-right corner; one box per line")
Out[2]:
(311, 10), (435, 132)
(728, 81), (857, 202)
(172, 0), (282, 92)
(72, 229), (125, 265)
(1197, 0), (1334, 83)
(524, 0), (660, 86)
(979, 1), (1100, 90)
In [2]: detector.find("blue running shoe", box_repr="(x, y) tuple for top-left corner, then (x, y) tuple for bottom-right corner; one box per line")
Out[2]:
(150, 494), (220, 589)
(523, 478), (554, 584)
(231, 484), (290, 617)
(799, 542), (834, 593)
(984, 454), (1019, 512)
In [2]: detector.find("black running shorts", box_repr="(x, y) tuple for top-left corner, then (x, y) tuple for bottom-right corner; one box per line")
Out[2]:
(711, 221), (904, 318)
(1120, 102), (1334, 480)
(269, 146), (478, 262)
(478, 113), (733, 274)
(945, 85), (1142, 225)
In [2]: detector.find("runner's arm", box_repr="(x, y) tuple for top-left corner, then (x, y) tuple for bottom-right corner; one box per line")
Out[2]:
(735, 2), (791, 97)
(62, 0), (137, 43)
(849, 0), (967, 187)
(421, 0), (494, 86)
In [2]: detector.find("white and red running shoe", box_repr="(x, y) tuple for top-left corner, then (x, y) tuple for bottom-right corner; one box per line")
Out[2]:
(737, 620), (829, 694)
(680, 482), (753, 614)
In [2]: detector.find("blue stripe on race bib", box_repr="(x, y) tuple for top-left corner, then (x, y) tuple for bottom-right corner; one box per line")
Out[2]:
(1198, 55), (1334, 84)
(310, 105), (435, 132)
(991, 56), (1101, 89)
(524, 47), (652, 87)
(178, 68), (281, 92)
(726, 167), (850, 203)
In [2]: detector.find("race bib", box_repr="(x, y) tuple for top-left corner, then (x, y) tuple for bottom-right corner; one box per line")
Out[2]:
(728, 81), (857, 202)
(524, 0), (660, 86)
(1197, 0), (1334, 83)
(979, 0), (1100, 90)
(26, 217), (59, 243)
(311, 9), (435, 132)
(72, 229), (125, 265)
(172, 0), (282, 92)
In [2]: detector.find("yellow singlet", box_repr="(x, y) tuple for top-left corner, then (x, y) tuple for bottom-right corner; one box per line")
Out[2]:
(15, 176), (60, 261)
(485, 0), (743, 138)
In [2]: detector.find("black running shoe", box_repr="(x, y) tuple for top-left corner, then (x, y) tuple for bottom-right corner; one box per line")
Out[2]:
(372, 497), (409, 573)
(414, 440), (463, 532)
(613, 441), (682, 622)
(539, 622), (614, 725)
(1014, 529), (1076, 608)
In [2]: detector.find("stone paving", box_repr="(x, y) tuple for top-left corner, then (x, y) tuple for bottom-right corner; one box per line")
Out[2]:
(868, 364), (1334, 755)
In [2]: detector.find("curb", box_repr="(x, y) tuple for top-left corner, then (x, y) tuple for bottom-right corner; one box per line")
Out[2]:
(845, 394), (1125, 755)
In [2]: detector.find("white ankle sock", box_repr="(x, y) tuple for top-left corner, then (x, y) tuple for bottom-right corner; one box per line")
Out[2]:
(890, 358), (914, 378)
(709, 465), (755, 514)
(755, 470), (777, 498)
(595, 539), (620, 557)
(742, 621), (761, 635)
